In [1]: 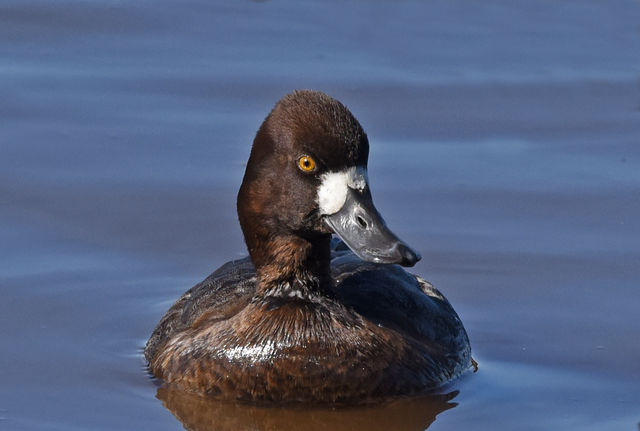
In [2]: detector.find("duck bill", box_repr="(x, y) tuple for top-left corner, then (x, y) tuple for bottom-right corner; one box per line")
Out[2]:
(323, 187), (421, 267)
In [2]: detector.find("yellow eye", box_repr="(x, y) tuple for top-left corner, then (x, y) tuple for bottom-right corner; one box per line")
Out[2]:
(297, 155), (316, 172)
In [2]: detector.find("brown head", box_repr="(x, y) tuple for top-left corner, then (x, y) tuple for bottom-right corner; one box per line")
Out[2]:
(237, 90), (419, 291)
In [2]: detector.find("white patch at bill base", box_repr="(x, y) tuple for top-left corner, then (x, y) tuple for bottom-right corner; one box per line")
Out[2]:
(317, 166), (368, 215)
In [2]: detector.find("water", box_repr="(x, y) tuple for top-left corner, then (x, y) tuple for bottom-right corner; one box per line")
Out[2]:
(1, 1), (640, 430)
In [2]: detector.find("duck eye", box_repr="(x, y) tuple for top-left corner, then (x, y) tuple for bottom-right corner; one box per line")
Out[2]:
(297, 156), (316, 173)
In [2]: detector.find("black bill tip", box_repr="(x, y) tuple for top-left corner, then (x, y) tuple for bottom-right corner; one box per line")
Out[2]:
(396, 243), (421, 267)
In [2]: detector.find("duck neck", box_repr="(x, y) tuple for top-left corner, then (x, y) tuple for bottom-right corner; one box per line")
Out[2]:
(250, 233), (334, 299)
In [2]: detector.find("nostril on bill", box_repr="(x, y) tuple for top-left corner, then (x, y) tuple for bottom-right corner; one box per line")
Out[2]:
(356, 215), (368, 229)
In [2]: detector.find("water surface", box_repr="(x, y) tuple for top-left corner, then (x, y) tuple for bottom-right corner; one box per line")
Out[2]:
(1, 1), (640, 430)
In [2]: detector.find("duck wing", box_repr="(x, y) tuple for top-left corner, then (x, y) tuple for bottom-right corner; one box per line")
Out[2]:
(144, 257), (257, 362)
(330, 239), (471, 373)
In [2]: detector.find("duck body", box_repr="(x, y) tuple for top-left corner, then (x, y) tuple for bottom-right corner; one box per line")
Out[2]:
(146, 241), (470, 404)
(145, 90), (471, 404)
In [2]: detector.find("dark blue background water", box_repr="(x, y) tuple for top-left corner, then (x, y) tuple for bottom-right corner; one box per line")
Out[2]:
(2, 1), (640, 430)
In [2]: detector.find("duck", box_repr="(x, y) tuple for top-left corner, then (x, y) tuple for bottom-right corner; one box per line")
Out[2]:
(144, 90), (472, 405)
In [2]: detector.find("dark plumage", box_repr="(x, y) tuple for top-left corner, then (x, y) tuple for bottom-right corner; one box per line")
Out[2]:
(145, 90), (471, 404)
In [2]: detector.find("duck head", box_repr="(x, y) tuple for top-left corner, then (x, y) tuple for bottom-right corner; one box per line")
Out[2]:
(237, 90), (420, 283)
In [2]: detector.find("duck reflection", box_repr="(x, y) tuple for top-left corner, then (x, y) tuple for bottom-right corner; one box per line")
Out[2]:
(156, 387), (459, 431)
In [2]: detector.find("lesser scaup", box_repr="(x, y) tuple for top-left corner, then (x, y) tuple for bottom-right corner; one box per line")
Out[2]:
(145, 90), (471, 404)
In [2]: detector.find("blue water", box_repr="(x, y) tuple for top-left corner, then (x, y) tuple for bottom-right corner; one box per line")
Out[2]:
(1, 1), (640, 430)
